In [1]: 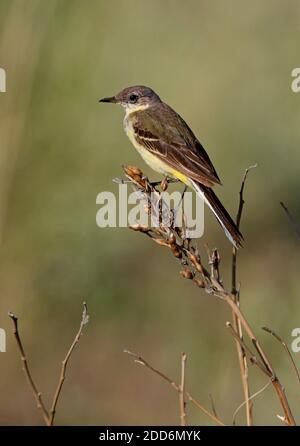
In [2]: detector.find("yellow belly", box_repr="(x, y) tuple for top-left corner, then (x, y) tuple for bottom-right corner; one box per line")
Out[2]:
(124, 116), (191, 186)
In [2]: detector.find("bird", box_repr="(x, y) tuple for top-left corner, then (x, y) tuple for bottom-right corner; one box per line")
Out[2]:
(100, 85), (243, 248)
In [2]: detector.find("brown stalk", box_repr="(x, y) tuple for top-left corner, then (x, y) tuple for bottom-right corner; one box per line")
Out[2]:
(179, 352), (187, 426)
(232, 380), (271, 426)
(122, 165), (296, 426)
(49, 302), (89, 426)
(224, 293), (295, 426)
(209, 393), (219, 420)
(9, 302), (89, 426)
(226, 319), (295, 426)
(226, 322), (267, 374)
(124, 349), (225, 426)
(8, 312), (50, 425)
(231, 165), (256, 425)
(262, 326), (300, 385)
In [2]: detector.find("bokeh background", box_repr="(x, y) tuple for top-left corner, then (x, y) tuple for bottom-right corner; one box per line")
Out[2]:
(0, 0), (300, 426)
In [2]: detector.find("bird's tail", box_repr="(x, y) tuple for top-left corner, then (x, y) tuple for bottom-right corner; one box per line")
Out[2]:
(191, 180), (243, 249)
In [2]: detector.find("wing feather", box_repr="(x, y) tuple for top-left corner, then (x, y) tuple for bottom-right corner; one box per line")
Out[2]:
(132, 105), (221, 187)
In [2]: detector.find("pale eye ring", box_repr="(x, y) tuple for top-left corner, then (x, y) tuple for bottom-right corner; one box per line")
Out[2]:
(129, 93), (138, 103)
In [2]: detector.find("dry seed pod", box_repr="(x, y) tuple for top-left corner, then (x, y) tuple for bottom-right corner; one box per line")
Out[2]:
(171, 244), (182, 259)
(187, 252), (203, 273)
(180, 268), (194, 279)
(122, 165), (148, 188)
(154, 238), (169, 247)
(130, 225), (149, 233)
(194, 278), (205, 288)
(123, 165), (143, 177)
(168, 232), (176, 246)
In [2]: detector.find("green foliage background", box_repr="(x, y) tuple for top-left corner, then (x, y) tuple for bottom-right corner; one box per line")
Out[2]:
(0, 0), (299, 425)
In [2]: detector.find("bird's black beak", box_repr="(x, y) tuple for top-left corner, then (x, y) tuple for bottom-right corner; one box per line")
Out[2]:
(99, 96), (117, 103)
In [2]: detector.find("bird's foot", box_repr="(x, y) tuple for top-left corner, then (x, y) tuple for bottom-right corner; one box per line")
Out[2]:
(149, 177), (179, 190)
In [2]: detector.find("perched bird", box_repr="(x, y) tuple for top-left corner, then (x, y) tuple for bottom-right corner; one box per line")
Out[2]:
(100, 86), (243, 248)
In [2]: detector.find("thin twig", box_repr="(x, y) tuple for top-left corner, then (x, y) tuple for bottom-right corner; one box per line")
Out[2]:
(8, 312), (50, 425)
(231, 164), (256, 426)
(49, 302), (89, 426)
(124, 349), (225, 426)
(179, 352), (187, 426)
(262, 326), (300, 385)
(232, 380), (271, 426)
(280, 201), (300, 241)
(227, 320), (296, 427)
(225, 297), (296, 425)
(9, 302), (89, 426)
(209, 393), (219, 420)
(226, 322), (267, 374)
(232, 164), (257, 295)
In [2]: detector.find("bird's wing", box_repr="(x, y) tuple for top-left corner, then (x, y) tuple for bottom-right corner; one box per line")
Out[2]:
(132, 104), (221, 187)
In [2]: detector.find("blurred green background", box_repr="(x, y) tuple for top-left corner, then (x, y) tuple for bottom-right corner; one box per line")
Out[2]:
(0, 0), (300, 426)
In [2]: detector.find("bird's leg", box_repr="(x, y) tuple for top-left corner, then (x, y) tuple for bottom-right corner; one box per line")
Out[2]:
(163, 177), (180, 190)
(149, 177), (179, 189)
(170, 184), (188, 231)
(179, 184), (188, 206)
(148, 180), (162, 188)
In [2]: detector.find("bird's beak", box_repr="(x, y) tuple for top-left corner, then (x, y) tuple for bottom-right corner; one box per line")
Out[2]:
(99, 96), (117, 103)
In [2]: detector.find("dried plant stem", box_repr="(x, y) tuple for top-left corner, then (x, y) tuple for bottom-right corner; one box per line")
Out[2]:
(179, 352), (187, 426)
(232, 312), (252, 425)
(8, 312), (50, 425)
(231, 165), (256, 425)
(225, 294), (273, 374)
(49, 302), (89, 426)
(226, 322), (268, 374)
(225, 300), (296, 426)
(124, 349), (225, 426)
(209, 393), (219, 419)
(232, 380), (271, 425)
(262, 327), (300, 385)
(9, 302), (89, 426)
(229, 165), (295, 426)
(123, 165), (296, 426)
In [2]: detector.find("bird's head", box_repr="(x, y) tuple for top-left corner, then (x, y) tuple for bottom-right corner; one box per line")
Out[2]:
(99, 85), (161, 112)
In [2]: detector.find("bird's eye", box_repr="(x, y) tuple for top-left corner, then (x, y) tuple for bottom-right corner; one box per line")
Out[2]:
(129, 93), (138, 103)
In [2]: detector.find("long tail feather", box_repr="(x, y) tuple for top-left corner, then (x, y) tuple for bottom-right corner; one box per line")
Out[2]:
(191, 180), (244, 248)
